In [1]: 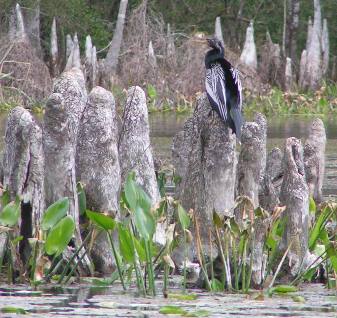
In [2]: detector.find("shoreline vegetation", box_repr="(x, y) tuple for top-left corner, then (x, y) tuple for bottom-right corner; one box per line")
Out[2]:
(1, 81), (337, 117)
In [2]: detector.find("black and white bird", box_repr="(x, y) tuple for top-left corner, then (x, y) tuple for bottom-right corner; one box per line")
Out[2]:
(205, 37), (243, 139)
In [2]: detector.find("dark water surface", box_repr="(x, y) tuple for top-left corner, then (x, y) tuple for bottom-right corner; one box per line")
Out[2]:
(149, 113), (337, 199)
(1, 282), (337, 317)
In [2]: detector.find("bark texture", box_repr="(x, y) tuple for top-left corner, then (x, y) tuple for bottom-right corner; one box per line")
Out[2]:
(3, 106), (44, 236)
(65, 34), (81, 71)
(260, 32), (281, 85)
(23, 3), (41, 56)
(104, 0), (128, 80)
(215, 17), (225, 46)
(3, 106), (44, 265)
(300, 0), (322, 90)
(119, 86), (160, 203)
(240, 20), (257, 70)
(235, 113), (267, 286)
(259, 147), (283, 211)
(236, 114), (267, 208)
(174, 94), (236, 258)
(304, 118), (326, 203)
(76, 86), (120, 273)
(50, 17), (59, 77)
(43, 69), (91, 273)
(148, 41), (157, 68)
(119, 86), (163, 244)
(284, 57), (293, 92)
(285, 0), (300, 63)
(321, 18), (329, 76)
(280, 137), (309, 275)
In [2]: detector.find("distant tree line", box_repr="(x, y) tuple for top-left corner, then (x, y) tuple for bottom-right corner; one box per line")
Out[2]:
(1, 0), (336, 56)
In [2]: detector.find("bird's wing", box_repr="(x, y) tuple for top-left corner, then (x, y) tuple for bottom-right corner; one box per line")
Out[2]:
(205, 64), (227, 121)
(229, 67), (243, 111)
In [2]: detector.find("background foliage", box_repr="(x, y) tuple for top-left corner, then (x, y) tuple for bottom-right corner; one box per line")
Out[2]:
(0, 0), (336, 64)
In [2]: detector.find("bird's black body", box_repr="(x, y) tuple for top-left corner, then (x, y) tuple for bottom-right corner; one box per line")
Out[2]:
(205, 38), (243, 139)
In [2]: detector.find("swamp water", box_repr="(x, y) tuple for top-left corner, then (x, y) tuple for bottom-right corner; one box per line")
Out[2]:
(0, 113), (337, 317)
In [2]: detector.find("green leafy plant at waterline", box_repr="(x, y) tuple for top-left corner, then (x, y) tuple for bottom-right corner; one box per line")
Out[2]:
(30, 197), (76, 283)
(86, 172), (163, 295)
(292, 200), (337, 288)
(195, 197), (288, 292)
(0, 194), (22, 283)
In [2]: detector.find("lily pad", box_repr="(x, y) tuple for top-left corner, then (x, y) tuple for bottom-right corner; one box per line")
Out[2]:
(168, 293), (197, 301)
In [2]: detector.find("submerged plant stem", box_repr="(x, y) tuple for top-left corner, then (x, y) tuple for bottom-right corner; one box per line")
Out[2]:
(58, 229), (92, 284)
(108, 231), (126, 290)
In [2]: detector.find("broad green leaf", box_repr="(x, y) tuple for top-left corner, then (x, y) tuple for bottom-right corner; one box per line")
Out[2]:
(320, 229), (337, 273)
(275, 216), (287, 238)
(136, 184), (152, 212)
(45, 216), (75, 256)
(118, 224), (134, 263)
(229, 217), (240, 236)
(1, 189), (10, 207)
(177, 204), (190, 230)
(41, 197), (69, 231)
(270, 284), (298, 294)
(212, 210), (222, 228)
(133, 236), (146, 261)
(124, 172), (138, 211)
(77, 183), (86, 216)
(309, 206), (333, 251)
(134, 206), (155, 241)
(159, 305), (187, 315)
(309, 196), (316, 215)
(303, 267), (318, 282)
(86, 210), (117, 231)
(0, 200), (20, 227)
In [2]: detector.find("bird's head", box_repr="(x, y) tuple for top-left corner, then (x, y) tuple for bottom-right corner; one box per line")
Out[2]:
(206, 37), (223, 52)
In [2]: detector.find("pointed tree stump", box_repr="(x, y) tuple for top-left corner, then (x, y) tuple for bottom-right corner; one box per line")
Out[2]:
(76, 86), (121, 273)
(43, 68), (92, 274)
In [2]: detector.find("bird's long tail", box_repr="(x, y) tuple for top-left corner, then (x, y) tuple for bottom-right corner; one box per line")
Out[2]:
(230, 108), (243, 141)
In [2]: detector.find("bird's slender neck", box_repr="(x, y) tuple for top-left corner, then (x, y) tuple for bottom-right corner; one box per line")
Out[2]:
(205, 47), (224, 68)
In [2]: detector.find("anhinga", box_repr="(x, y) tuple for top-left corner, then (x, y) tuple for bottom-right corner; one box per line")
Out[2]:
(205, 38), (243, 139)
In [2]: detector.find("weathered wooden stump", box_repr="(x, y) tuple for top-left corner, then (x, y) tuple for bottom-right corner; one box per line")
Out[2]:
(119, 86), (163, 243)
(76, 86), (120, 273)
(173, 94), (236, 261)
(280, 137), (309, 275)
(236, 113), (267, 286)
(119, 87), (160, 202)
(304, 118), (326, 203)
(43, 68), (91, 273)
(259, 147), (283, 211)
(2, 106), (44, 263)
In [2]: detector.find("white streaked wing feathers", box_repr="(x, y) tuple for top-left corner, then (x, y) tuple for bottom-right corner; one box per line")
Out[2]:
(205, 64), (227, 121)
(230, 67), (243, 111)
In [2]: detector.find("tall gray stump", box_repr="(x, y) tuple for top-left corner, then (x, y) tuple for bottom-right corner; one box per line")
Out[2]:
(174, 94), (236, 261)
(259, 147), (283, 211)
(280, 137), (309, 275)
(76, 86), (120, 274)
(2, 106), (44, 264)
(43, 68), (91, 273)
(119, 86), (163, 243)
(236, 113), (267, 286)
(304, 118), (326, 203)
